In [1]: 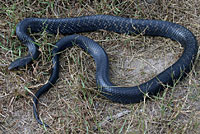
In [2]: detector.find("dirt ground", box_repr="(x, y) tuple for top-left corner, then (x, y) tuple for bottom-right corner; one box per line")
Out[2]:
(0, 0), (199, 134)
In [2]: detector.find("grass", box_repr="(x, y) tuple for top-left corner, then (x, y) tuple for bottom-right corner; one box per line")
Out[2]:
(0, 0), (200, 133)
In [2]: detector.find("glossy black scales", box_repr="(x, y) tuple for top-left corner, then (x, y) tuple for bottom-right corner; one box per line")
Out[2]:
(9, 15), (198, 127)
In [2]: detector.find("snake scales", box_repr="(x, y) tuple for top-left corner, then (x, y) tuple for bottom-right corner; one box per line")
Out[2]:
(8, 15), (198, 127)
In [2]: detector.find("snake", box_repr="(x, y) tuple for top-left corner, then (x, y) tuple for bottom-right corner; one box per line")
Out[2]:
(8, 15), (198, 127)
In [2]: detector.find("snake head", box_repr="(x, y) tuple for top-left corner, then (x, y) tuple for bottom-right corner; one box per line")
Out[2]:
(8, 56), (33, 70)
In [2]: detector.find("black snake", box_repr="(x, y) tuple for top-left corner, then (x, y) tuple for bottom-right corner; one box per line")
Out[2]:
(8, 15), (198, 127)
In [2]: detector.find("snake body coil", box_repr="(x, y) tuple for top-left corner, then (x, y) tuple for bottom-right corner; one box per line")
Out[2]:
(9, 15), (198, 127)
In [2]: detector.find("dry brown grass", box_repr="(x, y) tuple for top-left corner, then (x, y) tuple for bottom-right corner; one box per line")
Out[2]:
(0, 0), (200, 133)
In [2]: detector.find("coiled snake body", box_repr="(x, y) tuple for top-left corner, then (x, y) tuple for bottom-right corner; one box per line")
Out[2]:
(8, 15), (198, 127)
